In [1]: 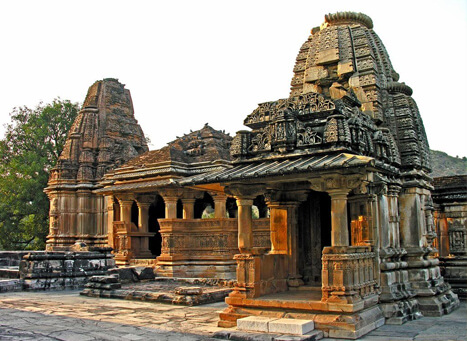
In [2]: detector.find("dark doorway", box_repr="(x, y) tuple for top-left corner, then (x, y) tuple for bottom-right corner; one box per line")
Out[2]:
(148, 195), (165, 256)
(298, 191), (331, 286)
(131, 201), (139, 227)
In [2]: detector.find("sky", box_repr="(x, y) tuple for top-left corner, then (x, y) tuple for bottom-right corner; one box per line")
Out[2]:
(0, 0), (466, 157)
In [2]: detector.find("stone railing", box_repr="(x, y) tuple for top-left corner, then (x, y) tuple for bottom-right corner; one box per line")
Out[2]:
(156, 218), (270, 278)
(158, 218), (270, 257)
(322, 246), (377, 304)
(112, 221), (155, 264)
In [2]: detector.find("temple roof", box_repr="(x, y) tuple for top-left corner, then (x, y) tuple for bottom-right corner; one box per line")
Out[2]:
(122, 124), (232, 168)
(180, 153), (384, 186)
(95, 124), (232, 193)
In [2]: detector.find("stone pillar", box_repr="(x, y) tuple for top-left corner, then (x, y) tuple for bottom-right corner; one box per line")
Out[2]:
(437, 211), (450, 257)
(182, 198), (196, 219)
(137, 202), (151, 232)
(165, 198), (178, 219)
(236, 198), (254, 253)
(118, 198), (134, 226)
(387, 185), (401, 248)
(213, 194), (228, 219)
(328, 189), (350, 246)
(105, 196), (115, 249)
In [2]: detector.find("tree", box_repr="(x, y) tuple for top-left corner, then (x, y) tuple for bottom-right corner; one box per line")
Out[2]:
(0, 99), (80, 250)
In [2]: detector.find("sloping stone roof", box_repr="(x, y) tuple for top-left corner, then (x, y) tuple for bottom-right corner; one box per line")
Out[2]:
(181, 153), (380, 185)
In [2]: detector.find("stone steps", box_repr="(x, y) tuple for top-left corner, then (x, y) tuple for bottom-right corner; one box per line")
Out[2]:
(226, 316), (323, 340)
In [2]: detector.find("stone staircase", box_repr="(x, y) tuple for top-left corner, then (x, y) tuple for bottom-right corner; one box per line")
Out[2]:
(214, 316), (323, 341)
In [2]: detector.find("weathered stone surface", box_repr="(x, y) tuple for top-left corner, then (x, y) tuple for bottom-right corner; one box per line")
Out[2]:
(237, 316), (277, 333)
(174, 286), (203, 295)
(268, 319), (315, 335)
(132, 267), (155, 281)
(108, 267), (139, 283)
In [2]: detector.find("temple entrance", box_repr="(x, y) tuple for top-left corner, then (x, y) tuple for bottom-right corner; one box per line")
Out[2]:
(298, 191), (331, 286)
(148, 195), (165, 256)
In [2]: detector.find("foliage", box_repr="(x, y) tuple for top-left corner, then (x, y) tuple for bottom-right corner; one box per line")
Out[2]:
(0, 99), (80, 250)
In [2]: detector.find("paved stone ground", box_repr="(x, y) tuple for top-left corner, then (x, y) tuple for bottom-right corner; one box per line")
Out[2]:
(0, 290), (465, 340)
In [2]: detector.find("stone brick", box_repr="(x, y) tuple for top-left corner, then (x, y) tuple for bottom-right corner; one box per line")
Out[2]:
(268, 318), (315, 335)
(236, 316), (278, 333)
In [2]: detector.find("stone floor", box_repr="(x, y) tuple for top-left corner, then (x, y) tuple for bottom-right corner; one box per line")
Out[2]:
(0, 290), (465, 340)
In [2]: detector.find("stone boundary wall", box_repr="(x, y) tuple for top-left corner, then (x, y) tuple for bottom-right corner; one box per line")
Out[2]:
(0, 250), (115, 292)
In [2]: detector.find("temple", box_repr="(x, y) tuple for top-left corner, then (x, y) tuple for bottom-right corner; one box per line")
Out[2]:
(45, 12), (463, 339)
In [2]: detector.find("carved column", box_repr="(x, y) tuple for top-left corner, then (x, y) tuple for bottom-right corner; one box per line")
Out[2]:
(226, 184), (265, 253)
(236, 198), (254, 253)
(118, 197), (134, 227)
(159, 188), (183, 219)
(137, 202), (151, 232)
(105, 196), (115, 249)
(165, 198), (178, 219)
(328, 189), (350, 247)
(182, 198), (196, 219)
(213, 194), (228, 219)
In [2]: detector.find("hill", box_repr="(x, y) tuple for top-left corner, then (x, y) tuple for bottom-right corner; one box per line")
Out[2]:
(430, 150), (467, 177)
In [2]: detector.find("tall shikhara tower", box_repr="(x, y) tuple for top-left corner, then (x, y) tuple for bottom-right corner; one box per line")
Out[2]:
(45, 78), (148, 250)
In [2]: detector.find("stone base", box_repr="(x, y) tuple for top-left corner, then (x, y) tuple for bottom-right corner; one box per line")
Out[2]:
(156, 258), (236, 279)
(380, 298), (422, 324)
(219, 294), (384, 339)
(417, 290), (460, 316)
(440, 256), (467, 300)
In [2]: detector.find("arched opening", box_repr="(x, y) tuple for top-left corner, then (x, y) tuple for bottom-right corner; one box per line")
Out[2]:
(148, 195), (165, 256)
(194, 192), (215, 219)
(113, 198), (121, 221)
(176, 199), (183, 219)
(226, 197), (238, 218)
(298, 190), (331, 286)
(253, 195), (269, 218)
(131, 201), (139, 227)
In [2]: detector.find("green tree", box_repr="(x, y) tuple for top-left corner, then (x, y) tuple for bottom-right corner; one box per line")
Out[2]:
(0, 99), (80, 250)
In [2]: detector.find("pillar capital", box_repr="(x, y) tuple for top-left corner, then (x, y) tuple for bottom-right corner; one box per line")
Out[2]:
(158, 187), (184, 201)
(225, 183), (265, 199)
(136, 194), (156, 205)
(309, 173), (368, 194)
(236, 198), (254, 207)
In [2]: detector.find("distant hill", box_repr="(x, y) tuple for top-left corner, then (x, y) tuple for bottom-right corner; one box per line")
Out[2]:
(430, 150), (467, 177)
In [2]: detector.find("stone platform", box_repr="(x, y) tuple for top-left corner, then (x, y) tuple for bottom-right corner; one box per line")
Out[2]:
(81, 277), (233, 306)
(0, 290), (465, 340)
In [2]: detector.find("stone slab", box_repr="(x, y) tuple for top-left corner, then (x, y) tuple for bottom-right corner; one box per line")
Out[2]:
(237, 316), (278, 333)
(268, 318), (314, 335)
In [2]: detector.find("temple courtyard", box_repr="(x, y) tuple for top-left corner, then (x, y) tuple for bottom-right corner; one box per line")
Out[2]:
(0, 290), (465, 341)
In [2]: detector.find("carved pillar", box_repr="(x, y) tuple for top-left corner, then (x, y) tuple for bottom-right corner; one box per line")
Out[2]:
(236, 198), (254, 253)
(165, 198), (178, 219)
(226, 184), (265, 254)
(159, 188), (183, 219)
(437, 210), (450, 257)
(387, 185), (401, 248)
(118, 197), (134, 227)
(213, 194), (228, 219)
(137, 203), (150, 232)
(182, 198), (196, 219)
(328, 189), (350, 247)
(105, 196), (115, 249)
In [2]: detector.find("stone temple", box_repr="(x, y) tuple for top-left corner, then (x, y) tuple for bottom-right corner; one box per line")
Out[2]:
(43, 12), (464, 339)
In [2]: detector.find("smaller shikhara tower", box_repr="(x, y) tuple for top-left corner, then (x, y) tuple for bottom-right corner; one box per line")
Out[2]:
(45, 78), (148, 250)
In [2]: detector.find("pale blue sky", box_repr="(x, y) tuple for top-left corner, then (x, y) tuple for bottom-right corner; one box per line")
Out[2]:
(0, 0), (466, 157)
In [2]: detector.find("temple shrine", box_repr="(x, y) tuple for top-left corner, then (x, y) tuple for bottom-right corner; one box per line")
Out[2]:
(45, 12), (463, 339)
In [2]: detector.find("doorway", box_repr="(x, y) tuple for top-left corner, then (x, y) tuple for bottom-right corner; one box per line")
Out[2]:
(298, 191), (331, 286)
